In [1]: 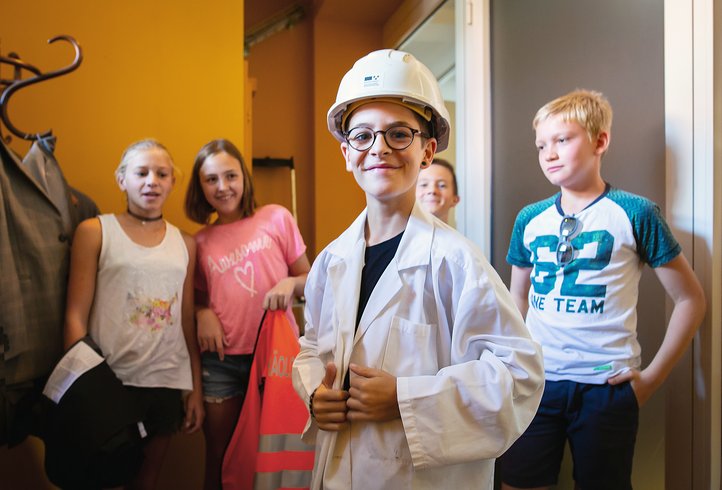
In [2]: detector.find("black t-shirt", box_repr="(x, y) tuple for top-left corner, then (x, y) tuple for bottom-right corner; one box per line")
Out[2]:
(344, 231), (403, 389)
(355, 231), (404, 327)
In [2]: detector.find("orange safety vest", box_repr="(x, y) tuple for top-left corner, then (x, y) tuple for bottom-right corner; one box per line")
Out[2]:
(222, 310), (315, 490)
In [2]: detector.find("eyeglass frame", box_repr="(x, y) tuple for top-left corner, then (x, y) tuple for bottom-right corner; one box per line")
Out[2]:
(343, 125), (430, 151)
(556, 215), (579, 267)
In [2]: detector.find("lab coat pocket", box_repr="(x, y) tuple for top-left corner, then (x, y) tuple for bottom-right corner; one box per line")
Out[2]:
(381, 316), (438, 376)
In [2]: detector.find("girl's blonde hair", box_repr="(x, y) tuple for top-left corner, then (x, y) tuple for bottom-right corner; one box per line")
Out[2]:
(533, 89), (613, 143)
(115, 139), (174, 183)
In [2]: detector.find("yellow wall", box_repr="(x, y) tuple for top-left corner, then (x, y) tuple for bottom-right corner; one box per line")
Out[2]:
(312, 17), (381, 253)
(246, 3), (316, 254)
(0, 1), (245, 487)
(1, 0), (245, 234)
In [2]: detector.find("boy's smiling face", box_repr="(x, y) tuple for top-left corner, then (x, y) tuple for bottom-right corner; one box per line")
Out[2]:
(341, 101), (436, 206)
(534, 114), (609, 191)
(416, 163), (459, 222)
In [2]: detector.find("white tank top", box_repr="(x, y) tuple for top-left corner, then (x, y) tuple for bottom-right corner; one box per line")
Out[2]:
(89, 214), (192, 390)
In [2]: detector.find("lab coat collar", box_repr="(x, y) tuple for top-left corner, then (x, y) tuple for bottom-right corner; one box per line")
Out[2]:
(326, 202), (435, 270)
(325, 208), (368, 260)
(326, 202), (436, 346)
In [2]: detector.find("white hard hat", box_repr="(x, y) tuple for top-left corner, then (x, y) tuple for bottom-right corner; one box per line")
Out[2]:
(327, 49), (451, 151)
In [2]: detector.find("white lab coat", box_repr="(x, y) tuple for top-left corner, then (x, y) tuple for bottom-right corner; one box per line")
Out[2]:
(292, 204), (544, 489)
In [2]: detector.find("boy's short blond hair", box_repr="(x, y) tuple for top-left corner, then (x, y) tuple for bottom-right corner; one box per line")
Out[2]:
(533, 89), (613, 142)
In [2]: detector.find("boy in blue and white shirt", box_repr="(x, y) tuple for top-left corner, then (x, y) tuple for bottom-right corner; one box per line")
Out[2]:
(500, 90), (705, 490)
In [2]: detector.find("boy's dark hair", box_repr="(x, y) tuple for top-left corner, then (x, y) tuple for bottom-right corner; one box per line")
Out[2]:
(414, 112), (433, 141)
(185, 139), (256, 224)
(431, 158), (458, 196)
(343, 101), (433, 144)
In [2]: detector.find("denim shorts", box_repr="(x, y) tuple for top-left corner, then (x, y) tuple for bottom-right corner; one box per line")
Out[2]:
(201, 352), (253, 403)
(499, 379), (639, 490)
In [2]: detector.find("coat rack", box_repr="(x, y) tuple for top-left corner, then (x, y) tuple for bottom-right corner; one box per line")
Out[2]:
(0, 35), (83, 141)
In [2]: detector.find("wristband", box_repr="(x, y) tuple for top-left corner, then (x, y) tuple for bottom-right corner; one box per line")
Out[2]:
(309, 388), (318, 419)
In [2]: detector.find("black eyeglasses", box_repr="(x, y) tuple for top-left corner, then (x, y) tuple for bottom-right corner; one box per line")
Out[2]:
(344, 126), (429, 151)
(556, 215), (579, 267)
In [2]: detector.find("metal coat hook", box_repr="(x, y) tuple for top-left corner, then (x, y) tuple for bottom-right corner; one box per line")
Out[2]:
(0, 53), (43, 143)
(0, 35), (83, 141)
(0, 53), (43, 87)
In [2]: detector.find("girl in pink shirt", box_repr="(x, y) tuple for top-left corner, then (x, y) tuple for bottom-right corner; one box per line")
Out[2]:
(184, 139), (310, 490)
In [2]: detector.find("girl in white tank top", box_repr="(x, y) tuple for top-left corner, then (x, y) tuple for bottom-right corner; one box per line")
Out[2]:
(64, 140), (204, 489)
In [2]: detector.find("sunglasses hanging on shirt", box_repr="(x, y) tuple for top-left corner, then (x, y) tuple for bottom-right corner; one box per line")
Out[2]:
(556, 215), (580, 267)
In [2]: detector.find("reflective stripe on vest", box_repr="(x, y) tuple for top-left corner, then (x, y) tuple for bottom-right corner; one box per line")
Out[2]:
(255, 469), (312, 489)
(256, 312), (315, 489)
(254, 432), (314, 489)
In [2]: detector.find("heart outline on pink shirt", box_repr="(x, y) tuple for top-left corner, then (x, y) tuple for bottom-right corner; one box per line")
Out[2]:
(233, 262), (257, 297)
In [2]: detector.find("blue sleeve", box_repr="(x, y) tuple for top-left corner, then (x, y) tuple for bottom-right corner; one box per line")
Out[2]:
(506, 197), (556, 268)
(611, 190), (682, 267)
(506, 212), (533, 268)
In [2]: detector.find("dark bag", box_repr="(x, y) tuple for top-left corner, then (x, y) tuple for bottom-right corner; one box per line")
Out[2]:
(42, 337), (148, 489)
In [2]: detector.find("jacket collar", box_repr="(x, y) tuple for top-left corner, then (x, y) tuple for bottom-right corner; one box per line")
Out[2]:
(325, 202), (437, 347)
(326, 202), (435, 271)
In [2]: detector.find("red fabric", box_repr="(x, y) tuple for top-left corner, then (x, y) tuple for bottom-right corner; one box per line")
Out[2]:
(222, 310), (314, 490)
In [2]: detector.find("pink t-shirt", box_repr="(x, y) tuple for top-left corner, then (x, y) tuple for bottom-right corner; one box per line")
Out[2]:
(194, 205), (306, 354)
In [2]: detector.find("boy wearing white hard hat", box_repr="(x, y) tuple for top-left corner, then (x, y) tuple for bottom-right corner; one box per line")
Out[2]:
(292, 49), (544, 489)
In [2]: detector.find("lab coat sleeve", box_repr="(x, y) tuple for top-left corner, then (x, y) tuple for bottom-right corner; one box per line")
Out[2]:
(292, 251), (329, 444)
(398, 254), (544, 469)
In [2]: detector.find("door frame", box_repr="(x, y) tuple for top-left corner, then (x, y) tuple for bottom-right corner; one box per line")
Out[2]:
(662, 1), (721, 488)
(456, 1), (720, 488)
(455, 0), (491, 256)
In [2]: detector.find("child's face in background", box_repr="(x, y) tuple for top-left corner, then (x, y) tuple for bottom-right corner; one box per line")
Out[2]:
(118, 148), (175, 216)
(341, 102), (436, 205)
(416, 163), (459, 222)
(535, 114), (608, 191)
(199, 151), (245, 224)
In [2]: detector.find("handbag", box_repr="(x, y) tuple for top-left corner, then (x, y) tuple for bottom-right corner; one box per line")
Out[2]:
(42, 337), (148, 489)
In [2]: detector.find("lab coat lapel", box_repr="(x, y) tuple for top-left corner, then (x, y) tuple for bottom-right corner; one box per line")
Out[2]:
(355, 203), (435, 342)
(326, 210), (367, 385)
(354, 263), (403, 342)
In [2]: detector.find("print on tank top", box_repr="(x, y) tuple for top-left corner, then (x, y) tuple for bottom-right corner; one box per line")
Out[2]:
(121, 267), (183, 334)
(126, 292), (178, 332)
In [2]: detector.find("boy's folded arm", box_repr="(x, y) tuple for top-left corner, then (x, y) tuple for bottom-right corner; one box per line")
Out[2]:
(294, 338), (327, 390)
(398, 268), (545, 469)
(615, 253), (706, 405)
(398, 339), (544, 469)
